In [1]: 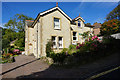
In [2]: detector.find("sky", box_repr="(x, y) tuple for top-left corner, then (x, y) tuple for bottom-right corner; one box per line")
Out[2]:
(2, 2), (119, 27)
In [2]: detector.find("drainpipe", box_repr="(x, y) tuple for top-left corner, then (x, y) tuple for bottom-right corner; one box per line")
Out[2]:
(37, 21), (38, 58)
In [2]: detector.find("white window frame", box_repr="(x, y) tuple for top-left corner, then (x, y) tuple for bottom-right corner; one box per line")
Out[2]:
(54, 18), (60, 29)
(73, 32), (78, 41)
(58, 37), (63, 48)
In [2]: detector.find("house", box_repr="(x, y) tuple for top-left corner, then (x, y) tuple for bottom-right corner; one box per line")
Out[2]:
(93, 23), (102, 35)
(25, 4), (93, 58)
(10, 40), (16, 47)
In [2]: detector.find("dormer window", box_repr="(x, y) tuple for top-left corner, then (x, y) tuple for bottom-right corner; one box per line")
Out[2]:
(78, 21), (81, 27)
(54, 18), (60, 29)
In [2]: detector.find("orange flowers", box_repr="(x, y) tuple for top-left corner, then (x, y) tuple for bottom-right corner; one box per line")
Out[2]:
(101, 19), (120, 35)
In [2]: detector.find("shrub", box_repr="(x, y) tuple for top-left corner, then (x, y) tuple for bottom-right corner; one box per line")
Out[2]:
(81, 31), (91, 39)
(19, 47), (24, 51)
(61, 48), (69, 55)
(76, 35), (101, 53)
(69, 44), (76, 50)
(2, 53), (13, 59)
(68, 45), (77, 55)
(49, 51), (67, 64)
(46, 40), (53, 57)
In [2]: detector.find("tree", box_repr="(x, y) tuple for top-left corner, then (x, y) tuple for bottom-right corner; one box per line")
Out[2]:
(14, 31), (25, 47)
(2, 28), (17, 49)
(2, 38), (10, 49)
(100, 19), (120, 36)
(106, 4), (120, 20)
(4, 14), (34, 32)
(3, 14), (34, 49)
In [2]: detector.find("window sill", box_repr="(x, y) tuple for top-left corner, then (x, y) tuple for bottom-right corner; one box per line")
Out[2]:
(54, 28), (61, 30)
(78, 27), (83, 29)
(53, 48), (57, 50)
(73, 40), (78, 42)
(59, 48), (63, 49)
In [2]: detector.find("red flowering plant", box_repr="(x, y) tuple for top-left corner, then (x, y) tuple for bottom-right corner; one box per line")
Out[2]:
(76, 35), (101, 53)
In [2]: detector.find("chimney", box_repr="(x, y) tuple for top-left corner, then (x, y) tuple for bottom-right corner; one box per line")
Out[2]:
(56, 2), (58, 7)
(79, 13), (80, 17)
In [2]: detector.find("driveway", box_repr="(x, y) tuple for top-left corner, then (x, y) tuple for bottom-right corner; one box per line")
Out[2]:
(1, 55), (49, 79)
(1, 53), (120, 79)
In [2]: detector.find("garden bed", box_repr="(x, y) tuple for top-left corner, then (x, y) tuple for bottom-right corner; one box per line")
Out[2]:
(46, 35), (120, 67)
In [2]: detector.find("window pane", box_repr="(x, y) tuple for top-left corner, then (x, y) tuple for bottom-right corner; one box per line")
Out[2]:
(52, 36), (55, 41)
(52, 36), (56, 48)
(58, 37), (63, 48)
(59, 37), (62, 40)
(78, 23), (80, 27)
(73, 32), (76, 36)
(73, 32), (77, 41)
(78, 21), (81, 27)
(54, 18), (59, 22)
(54, 18), (60, 29)
(73, 37), (76, 40)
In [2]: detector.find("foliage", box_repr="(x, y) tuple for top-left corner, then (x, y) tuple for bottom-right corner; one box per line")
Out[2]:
(76, 35), (101, 53)
(9, 47), (24, 54)
(49, 51), (67, 64)
(69, 44), (76, 50)
(46, 40), (53, 57)
(4, 14), (34, 32)
(86, 23), (91, 26)
(100, 19), (120, 36)
(2, 38), (10, 49)
(15, 38), (25, 47)
(2, 14), (34, 49)
(106, 4), (120, 20)
(47, 35), (120, 66)
(18, 47), (24, 51)
(68, 45), (77, 55)
(2, 53), (13, 58)
(0, 53), (18, 64)
(102, 36), (120, 51)
(2, 28), (17, 49)
(81, 31), (91, 39)
(61, 48), (68, 54)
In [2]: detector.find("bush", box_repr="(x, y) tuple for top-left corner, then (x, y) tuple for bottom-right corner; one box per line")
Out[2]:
(69, 45), (76, 50)
(2, 53), (13, 59)
(46, 35), (120, 66)
(81, 31), (91, 39)
(76, 35), (104, 56)
(19, 47), (24, 51)
(61, 48), (68, 54)
(46, 40), (53, 57)
(68, 45), (77, 55)
(102, 36), (120, 52)
(49, 51), (67, 64)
